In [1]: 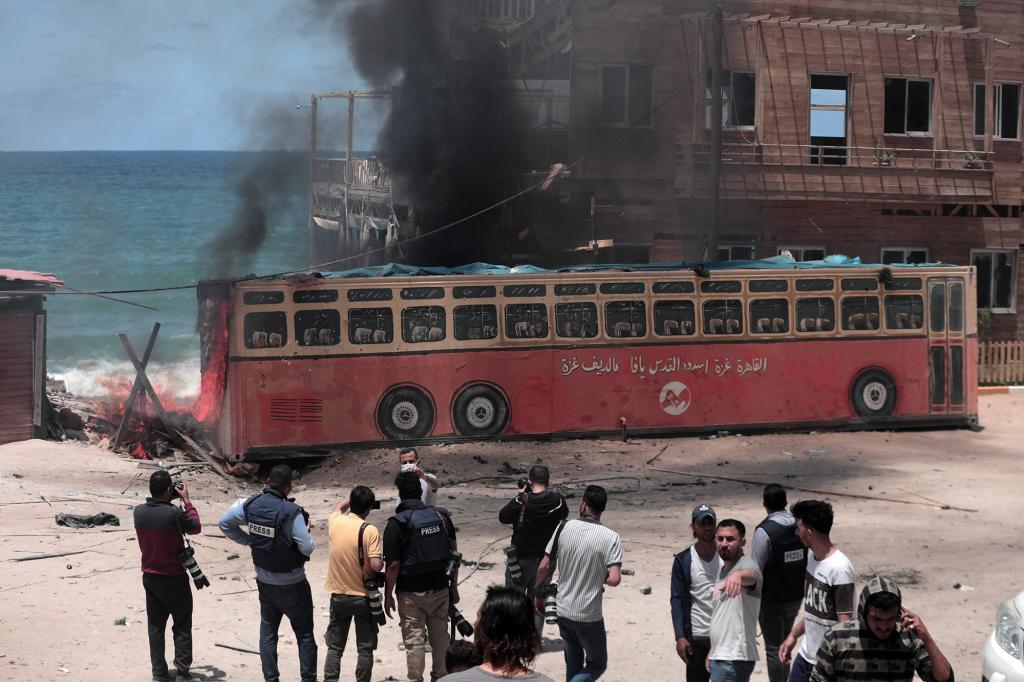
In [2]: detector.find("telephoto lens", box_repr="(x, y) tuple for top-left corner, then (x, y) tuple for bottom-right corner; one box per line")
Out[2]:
(504, 546), (523, 584)
(451, 607), (474, 637)
(366, 589), (386, 626)
(544, 584), (558, 624)
(178, 546), (210, 590)
(445, 551), (463, 581)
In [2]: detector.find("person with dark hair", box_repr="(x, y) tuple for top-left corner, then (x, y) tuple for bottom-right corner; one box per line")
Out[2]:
(219, 464), (317, 682)
(440, 586), (556, 681)
(384, 470), (459, 682)
(779, 500), (855, 682)
(708, 519), (762, 682)
(670, 503), (722, 682)
(134, 470), (202, 682)
(809, 577), (952, 682)
(535, 484), (622, 682)
(398, 447), (441, 507)
(752, 485), (807, 682)
(444, 640), (484, 675)
(323, 485), (384, 682)
(499, 464), (569, 632)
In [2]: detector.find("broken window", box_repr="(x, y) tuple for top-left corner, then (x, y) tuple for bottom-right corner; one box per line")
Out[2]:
(505, 303), (549, 338)
(653, 300), (695, 336)
(453, 305), (498, 341)
(841, 297), (881, 331)
(810, 74), (849, 165)
(884, 77), (932, 134)
(401, 306), (446, 343)
(705, 70), (756, 129)
(702, 299), (743, 335)
(778, 246), (826, 262)
(973, 249), (1017, 310)
(604, 301), (646, 338)
(750, 299), (789, 334)
(295, 309), (340, 346)
(884, 295), (924, 330)
(555, 303), (599, 339)
(974, 83), (1022, 139)
(600, 64), (654, 127)
(244, 312), (287, 348)
(796, 298), (835, 332)
(348, 308), (393, 344)
(881, 248), (928, 265)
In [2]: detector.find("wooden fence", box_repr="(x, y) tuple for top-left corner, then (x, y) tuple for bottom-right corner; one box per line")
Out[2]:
(979, 340), (1024, 385)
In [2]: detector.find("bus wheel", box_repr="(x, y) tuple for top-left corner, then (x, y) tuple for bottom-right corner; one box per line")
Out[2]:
(377, 386), (435, 441)
(851, 370), (896, 420)
(452, 384), (510, 437)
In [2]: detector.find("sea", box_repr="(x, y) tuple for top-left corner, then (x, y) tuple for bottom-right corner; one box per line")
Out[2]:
(0, 151), (309, 399)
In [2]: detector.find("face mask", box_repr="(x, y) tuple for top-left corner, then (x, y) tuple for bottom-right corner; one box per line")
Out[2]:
(401, 462), (416, 472)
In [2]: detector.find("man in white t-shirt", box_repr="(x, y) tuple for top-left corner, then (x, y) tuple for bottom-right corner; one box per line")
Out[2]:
(708, 519), (763, 682)
(395, 448), (440, 508)
(670, 504), (723, 682)
(778, 500), (855, 682)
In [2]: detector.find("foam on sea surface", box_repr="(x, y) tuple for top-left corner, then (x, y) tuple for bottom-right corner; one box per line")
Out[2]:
(51, 357), (201, 401)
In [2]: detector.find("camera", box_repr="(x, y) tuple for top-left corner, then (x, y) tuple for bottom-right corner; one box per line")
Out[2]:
(178, 545), (210, 590)
(371, 500), (382, 510)
(363, 572), (387, 625)
(171, 477), (184, 498)
(542, 583), (558, 624)
(445, 551), (463, 581)
(450, 607), (474, 637)
(504, 545), (523, 586)
(517, 478), (529, 490)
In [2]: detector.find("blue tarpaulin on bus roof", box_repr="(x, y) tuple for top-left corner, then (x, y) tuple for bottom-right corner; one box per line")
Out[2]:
(315, 255), (956, 280)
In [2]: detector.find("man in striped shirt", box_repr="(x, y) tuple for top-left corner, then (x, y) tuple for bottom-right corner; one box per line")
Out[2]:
(809, 576), (952, 682)
(535, 485), (623, 682)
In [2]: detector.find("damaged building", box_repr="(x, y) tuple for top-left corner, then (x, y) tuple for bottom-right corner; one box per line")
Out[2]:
(308, 0), (1024, 338)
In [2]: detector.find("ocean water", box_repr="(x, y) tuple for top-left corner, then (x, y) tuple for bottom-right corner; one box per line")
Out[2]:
(0, 151), (308, 398)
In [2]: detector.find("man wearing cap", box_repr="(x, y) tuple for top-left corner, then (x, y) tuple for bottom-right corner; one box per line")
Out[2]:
(671, 504), (723, 682)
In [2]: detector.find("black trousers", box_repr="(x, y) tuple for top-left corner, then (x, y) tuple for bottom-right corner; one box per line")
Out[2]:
(143, 572), (193, 680)
(686, 637), (712, 682)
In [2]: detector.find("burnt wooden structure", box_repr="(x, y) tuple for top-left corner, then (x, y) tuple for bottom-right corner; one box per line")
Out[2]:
(0, 270), (61, 445)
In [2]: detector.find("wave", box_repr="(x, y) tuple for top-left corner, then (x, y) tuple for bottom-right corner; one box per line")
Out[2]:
(52, 357), (201, 401)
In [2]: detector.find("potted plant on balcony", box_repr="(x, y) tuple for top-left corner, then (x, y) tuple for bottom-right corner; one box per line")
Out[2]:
(963, 150), (986, 169)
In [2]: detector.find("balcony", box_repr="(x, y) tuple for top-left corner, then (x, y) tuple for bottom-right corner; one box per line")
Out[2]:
(682, 142), (995, 202)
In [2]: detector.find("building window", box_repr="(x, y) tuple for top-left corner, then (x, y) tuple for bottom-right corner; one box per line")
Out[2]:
(600, 64), (654, 127)
(717, 245), (756, 261)
(810, 74), (849, 165)
(973, 249), (1017, 311)
(884, 78), (931, 135)
(881, 248), (928, 265)
(974, 83), (1022, 139)
(705, 70), (756, 129)
(778, 246), (825, 262)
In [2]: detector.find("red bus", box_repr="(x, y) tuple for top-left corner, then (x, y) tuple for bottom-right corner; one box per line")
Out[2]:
(196, 261), (977, 461)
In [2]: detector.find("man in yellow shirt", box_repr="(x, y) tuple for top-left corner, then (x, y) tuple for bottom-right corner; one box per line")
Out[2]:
(324, 486), (384, 682)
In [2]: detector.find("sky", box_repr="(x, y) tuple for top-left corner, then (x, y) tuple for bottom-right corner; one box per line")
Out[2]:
(0, 0), (367, 151)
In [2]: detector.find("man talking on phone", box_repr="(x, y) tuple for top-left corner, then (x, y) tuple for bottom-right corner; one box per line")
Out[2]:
(809, 576), (953, 682)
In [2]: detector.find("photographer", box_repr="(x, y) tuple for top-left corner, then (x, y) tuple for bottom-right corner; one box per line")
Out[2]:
(219, 464), (317, 682)
(133, 469), (202, 682)
(323, 485), (384, 682)
(384, 470), (458, 682)
(498, 464), (568, 632)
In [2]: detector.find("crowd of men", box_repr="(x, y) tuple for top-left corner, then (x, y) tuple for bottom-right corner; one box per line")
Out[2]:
(133, 450), (953, 682)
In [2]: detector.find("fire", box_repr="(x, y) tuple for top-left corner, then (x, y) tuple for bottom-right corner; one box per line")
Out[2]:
(192, 296), (232, 425)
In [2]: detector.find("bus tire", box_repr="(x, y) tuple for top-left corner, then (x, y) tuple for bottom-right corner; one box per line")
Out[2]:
(452, 384), (510, 437)
(851, 370), (896, 420)
(377, 386), (435, 441)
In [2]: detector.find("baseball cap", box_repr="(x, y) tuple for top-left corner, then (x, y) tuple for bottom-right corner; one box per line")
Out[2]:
(692, 504), (716, 523)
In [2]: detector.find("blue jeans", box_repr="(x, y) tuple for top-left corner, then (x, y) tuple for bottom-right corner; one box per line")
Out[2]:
(787, 653), (815, 682)
(557, 617), (607, 682)
(257, 579), (318, 682)
(709, 659), (756, 682)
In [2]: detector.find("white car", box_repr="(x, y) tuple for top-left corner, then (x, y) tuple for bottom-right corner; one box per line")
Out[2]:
(983, 593), (1024, 682)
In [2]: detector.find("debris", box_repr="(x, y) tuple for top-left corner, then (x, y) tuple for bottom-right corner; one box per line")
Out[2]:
(621, 568), (635, 576)
(227, 553), (240, 560)
(804, 449), (826, 457)
(55, 512), (121, 529)
(113, 617), (127, 626)
(639, 586), (652, 595)
(499, 461), (526, 475)
(953, 583), (974, 591)
(215, 642), (260, 655)
(66, 564), (72, 570)
(473, 455), (489, 464)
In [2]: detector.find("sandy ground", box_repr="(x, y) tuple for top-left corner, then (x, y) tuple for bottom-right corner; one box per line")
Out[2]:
(2, 395), (1023, 681)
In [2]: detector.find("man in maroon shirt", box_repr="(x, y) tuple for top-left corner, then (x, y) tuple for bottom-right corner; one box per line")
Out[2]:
(134, 470), (202, 682)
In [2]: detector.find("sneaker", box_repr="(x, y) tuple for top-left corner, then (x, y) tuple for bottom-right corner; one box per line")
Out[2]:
(175, 673), (193, 681)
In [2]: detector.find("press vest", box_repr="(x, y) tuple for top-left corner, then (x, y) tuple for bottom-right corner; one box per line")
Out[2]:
(756, 517), (807, 603)
(243, 488), (305, 573)
(391, 501), (451, 577)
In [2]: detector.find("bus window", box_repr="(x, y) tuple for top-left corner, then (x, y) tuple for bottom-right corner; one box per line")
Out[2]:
(886, 277), (922, 291)
(749, 279), (788, 293)
(454, 305), (498, 340)
(841, 278), (878, 292)
(555, 283), (597, 296)
(295, 309), (340, 346)
(929, 283), (946, 332)
(505, 304), (549, 338)
(600, 282), (645, 295)
(244, 312), (287, 348)
(653, 281), (695, 294)
(796, 278), (835, 292)
(243, 291), (284, 305)
(453, 285), (496, 299)
(348, 288), (393, 302)
(702, 300), (743, 335)
(402, 306), (446, 343)
(949, 281), (964, 332)
(555, 303), (599, 338)
(401, 287), (445, 300)
(842, 297), (881, 330)
(654, 300), (695, 336)
(700, 280), (742, 294)
(884, 295), (924, 330)
(796, 298), (835, 332)
(605, 301), (647, 338)
(348, 308), (393, 344)
(294, 289), (339, 304)
(750, 299), (789, 334)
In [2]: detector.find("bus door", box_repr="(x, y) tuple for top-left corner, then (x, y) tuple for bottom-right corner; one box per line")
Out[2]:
(926, 277), (966, 413)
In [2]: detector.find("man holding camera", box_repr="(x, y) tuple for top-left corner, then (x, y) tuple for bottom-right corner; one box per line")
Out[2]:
(133, 470), (202, 682)
(498, 464), (568, 632)
(323, 486), (385, 682)
(398, 448), (441, 507)
(219, 464), (317, 682)
(384, 470), (459, 682)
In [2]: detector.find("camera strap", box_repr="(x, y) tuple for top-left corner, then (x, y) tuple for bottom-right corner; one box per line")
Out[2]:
(548, 520), (568, 571)
(357, 522), (368, 573)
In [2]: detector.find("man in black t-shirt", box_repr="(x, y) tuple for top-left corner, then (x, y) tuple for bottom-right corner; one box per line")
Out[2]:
(384, 471), (458, 682)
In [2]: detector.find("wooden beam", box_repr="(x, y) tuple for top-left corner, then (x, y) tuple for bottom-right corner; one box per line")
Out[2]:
(113, 323), (161, 450)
